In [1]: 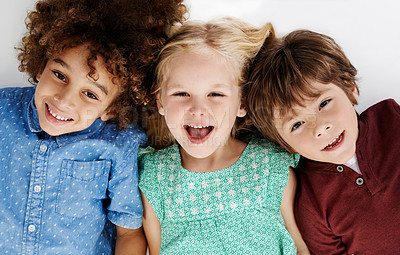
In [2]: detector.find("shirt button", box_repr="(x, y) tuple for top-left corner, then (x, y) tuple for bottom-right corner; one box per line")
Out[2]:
(28, 225), (36, 232)
(34, 185), (41, 193)
(40, 144), (47, 152)
(356, 177), (364, 186)
(336, 166), (344, 172)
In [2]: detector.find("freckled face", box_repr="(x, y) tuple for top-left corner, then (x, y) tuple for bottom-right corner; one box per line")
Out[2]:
(274, 81), (359, 164)
(157, 50), (246, 159)
(35, 44), (119, 136)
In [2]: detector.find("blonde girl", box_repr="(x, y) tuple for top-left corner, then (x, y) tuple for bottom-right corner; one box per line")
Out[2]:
(139, 17), (309, 254)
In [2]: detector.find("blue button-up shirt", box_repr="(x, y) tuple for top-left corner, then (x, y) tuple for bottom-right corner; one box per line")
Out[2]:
(0, 87), (146, 254)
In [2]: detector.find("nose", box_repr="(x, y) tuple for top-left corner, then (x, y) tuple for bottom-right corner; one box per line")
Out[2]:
(188, 97), (206, 117)
(53, 86), (77, 109)
(313, 120), (332, 138)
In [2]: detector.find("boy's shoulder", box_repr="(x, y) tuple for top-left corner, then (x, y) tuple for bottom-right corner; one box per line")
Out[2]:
(100, 122), (147, 148)
(0, 86), (35, 101)
(361, 98), (399, 117)
(359, 98), (400, 133)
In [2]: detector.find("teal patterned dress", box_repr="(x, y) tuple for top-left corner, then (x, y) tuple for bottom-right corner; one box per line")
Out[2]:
(139, 138), (299, 254)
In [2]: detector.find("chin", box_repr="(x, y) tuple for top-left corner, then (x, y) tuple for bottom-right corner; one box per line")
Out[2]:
(39, 122), (70, 136)
(183, 147), (214, 159)
(42, 128), (64, 136)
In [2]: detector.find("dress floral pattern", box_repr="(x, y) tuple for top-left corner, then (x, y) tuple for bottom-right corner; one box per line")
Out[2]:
(139, 138), (299, 254)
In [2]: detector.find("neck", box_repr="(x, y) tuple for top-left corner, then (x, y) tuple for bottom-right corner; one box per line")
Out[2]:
(180, 136), (247, 173)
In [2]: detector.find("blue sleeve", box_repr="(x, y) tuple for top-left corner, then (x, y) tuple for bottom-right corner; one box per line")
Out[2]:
(107, 129), (146, 229)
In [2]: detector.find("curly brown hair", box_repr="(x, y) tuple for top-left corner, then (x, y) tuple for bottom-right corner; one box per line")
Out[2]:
(17, 0), (187, 129)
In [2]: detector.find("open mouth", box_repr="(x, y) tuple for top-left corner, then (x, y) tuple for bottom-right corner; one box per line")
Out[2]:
(185, 124), (214, 141)
(323, 131), (344, 151)
(46, 104), (73, 121)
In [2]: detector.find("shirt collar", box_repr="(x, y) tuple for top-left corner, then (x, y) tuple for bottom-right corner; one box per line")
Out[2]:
(27, 95), (43, 133)
(26, 94), (106, 146)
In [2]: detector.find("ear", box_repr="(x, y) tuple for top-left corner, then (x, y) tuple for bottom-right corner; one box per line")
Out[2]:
(156, 92), (165, 116)
(237, 101), (247, 118)
(100, 110), (113, 121)
(36, 73), (42, 82)
(351, 86), (359, 104)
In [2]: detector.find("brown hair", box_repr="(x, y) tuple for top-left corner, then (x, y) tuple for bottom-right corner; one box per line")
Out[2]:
(144, 17), (274, 149)
(246, 29), (358, 153)
(17, 0), (187, 129)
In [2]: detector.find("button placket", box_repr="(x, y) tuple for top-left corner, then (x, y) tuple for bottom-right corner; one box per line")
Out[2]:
(28, 224), (36, 232)
(22, 140), (51, 254)
(34, 185), (41, 193)
(39, 144), (47, 153)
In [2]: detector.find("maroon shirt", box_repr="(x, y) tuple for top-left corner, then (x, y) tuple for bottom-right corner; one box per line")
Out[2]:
(294, 99), (400, 255)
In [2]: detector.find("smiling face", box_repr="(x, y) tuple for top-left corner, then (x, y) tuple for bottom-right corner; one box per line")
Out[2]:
(274, 81), (359, 164)
(35, 44), (119, 136)
(157, 49), (246, 159)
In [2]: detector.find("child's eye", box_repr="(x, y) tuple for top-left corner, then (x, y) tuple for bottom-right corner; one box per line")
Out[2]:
(172, 92), (189, 97)
(83, 91), (98, 100)
(53, 71), (67, 82)
(209, 92), (224, 97)
(319, 99), (331, 110)
(291, 121), (304, 132)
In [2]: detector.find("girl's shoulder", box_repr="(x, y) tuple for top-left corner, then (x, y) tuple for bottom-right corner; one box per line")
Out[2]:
(247, 138), (299, 168)
(138, 144), (179, 161)
(138, 144), (180, 176)
(248, 138), (291, 156)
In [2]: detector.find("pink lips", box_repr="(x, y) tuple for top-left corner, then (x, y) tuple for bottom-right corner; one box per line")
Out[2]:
(185, 125), (214, 144)
(323, 131), (344, 151)
(45, 103), (74, 124)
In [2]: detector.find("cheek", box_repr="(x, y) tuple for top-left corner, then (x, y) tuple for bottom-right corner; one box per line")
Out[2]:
(34, 85), (46, 108)
(274, 122), (287, 140)
(35, 78), (56, 99)
(34, 82), (45, 96)
(162, 105), (182, 129)
(279, 130), (308, 152)
(80, 107), (103, 119)
(290, 136), (308, 149)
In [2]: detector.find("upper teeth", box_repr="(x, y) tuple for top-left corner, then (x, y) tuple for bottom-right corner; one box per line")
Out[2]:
(187, 125), (208, 129)
(327, 134), (342, 146)
(328, 136), (339, 146)
(48, 106), (70, 121)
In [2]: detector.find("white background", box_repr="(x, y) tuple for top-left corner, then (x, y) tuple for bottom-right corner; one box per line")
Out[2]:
(1, 0), (399, 112)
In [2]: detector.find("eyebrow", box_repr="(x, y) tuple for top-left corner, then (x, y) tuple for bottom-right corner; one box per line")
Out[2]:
(52, 58), (109, 95)
(166, 82), (232, 90)
(277, 108), (297, 125)
(281, 112), (295, 125)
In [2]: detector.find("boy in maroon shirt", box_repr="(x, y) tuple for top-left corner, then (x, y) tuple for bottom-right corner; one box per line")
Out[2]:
(246, 29), (400, 254)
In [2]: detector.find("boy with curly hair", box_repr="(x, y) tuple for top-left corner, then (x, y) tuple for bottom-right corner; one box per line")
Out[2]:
(246, 29), (400, 254)
(0, 0), (186, 254)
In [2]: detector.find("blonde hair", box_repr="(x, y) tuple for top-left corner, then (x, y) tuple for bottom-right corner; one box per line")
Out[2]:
(145, 17), (274, 149)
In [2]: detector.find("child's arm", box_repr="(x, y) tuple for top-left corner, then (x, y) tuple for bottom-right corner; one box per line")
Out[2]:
(141, 191), (162, 255)
(280, 167), (310, 255)
(115, 226), (147, 255)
